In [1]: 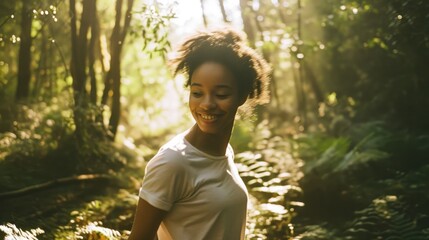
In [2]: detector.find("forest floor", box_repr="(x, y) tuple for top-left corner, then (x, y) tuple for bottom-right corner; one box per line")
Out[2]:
(1, 124), (429, 239)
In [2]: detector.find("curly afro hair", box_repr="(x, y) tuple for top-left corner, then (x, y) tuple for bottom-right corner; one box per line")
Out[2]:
(170, 28), (271, 106)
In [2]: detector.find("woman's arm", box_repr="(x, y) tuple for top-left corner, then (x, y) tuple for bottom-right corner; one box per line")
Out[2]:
(128, 198), (167, 240)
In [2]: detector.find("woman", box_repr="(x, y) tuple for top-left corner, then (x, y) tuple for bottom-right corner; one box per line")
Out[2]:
(129, 28), (270, 240)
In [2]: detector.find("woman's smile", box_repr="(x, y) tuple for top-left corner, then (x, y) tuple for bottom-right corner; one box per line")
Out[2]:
(199, 113), (218, 121)
(188, 62), (241, 135)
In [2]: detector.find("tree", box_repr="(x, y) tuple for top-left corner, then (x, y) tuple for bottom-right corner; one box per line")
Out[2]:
(218, 0), (229, 23)
(69, 0), (94, 141)
(200, 0), (208, 27)
(309, 0), (429, 131)
(15, 0), (32, 101)
(103, 0), (134, 139)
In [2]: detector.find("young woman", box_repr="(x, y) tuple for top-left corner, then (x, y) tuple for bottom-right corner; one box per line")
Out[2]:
(129, 28), (270, 240)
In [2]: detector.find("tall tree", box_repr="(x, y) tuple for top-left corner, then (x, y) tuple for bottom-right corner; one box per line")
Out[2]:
(105, 0), (134, 139)
(239, 0), (256, 46)
(88, 0), (100, 104)
(295, 0), (307, 128)
(218, 0), (229, 23)
(15, 0), (32, 101)
(69, 0), (94, 140)
(200, 0), (208, 27)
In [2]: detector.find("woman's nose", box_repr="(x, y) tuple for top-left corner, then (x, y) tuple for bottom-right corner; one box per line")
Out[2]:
(201, 95), (216, 110)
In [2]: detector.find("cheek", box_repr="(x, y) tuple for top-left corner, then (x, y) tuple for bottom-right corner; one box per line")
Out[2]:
(188, 97), (198, 112)
(220, 99), (239, 112)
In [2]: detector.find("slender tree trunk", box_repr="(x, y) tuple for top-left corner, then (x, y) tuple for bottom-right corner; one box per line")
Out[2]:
(49, 38), (55, 97)
(101, 71), (111, 105)
(276, 1), (288, 25)
(107, 0), (134, 139)
(33, 28), (46, 97)
(277, 0), (323, 104)
(106, 0), (123, 139)
(75, 0), (91, 97)
(239, 0), (256, 47)
(89, 0), (99, 104)
(69, 0), (81, 138)
(16, 0), (32, 101)
(296, 0), (307, 129)
(218, 0), (229, 23)
(200, 0), (208, 27)
(239, 0), (282, 120)
(70, 0), (92, 140)
(302, 61), (324, 103)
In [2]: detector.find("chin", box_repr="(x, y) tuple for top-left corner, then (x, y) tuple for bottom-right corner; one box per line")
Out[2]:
(199, 127), (219, 135)
(196, 124), (221, 135)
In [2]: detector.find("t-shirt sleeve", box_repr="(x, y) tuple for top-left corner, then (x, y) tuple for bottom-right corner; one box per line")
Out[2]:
(139, 149), (188, 211)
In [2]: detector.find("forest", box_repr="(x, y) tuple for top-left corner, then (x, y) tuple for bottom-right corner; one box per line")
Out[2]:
(0, 0), (428, 239)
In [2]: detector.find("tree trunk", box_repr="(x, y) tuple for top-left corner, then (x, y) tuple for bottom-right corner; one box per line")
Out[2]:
(218, 0), (229, 23)
(101, 71), (111, 105)
(15, 0), (32, 101)
(89, 0), (99, 104)
(107, 0), (134, 139)
(33, 27), (46, 97)
(0, 174), (110, 199)
(75, 0), (91, 97)
(200, 0), (208, 27)
(296, 0), (307, 129)
(239, 0), (256, 47)
(69, 0), (92, 140)
(302, 61), (324, 103)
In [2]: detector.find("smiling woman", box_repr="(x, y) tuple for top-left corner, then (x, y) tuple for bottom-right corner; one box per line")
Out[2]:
(188, 62), (239, 137)
(128, 28), (270, 240)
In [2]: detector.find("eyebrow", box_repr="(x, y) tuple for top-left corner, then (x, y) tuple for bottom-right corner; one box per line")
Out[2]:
(190, 82), (232, 89)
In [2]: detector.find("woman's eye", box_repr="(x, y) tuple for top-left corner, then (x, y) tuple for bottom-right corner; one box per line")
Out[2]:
(192, 92), (202, 97)
(216, 94), (229, 99)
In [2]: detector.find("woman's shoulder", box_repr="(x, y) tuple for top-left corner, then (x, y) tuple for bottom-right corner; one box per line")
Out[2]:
(147, 132), (189, 168)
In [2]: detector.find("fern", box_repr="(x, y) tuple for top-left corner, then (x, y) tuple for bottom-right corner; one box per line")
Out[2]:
(299, 122), (391, 180)
(344, 196), (429, 240)
(333, 132), (390, 173)
(236, 131), (304, 240)
(0, 223), (44, 240)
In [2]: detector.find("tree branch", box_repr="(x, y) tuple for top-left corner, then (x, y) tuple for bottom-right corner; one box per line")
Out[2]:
(0, 174), (111, 199)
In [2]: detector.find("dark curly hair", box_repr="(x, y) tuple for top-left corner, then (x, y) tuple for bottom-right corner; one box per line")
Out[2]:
(170, 28), (271, 106)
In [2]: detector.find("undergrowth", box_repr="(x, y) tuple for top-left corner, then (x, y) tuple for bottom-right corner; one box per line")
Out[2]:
(2, 102), (428, 240)
(236, 120), (304, 239)
(293, 121), (429, 239)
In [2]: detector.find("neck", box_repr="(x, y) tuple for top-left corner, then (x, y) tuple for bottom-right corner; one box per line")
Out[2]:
(185, 124), (233, 156)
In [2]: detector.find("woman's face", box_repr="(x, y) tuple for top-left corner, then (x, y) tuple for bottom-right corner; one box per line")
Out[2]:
(189, 62), (242, 135)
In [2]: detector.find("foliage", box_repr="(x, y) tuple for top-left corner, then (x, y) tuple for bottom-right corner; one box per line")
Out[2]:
(114, 2), (190, 145)
(0, 98), (72, 160)
(238, 0), (429, 133)
(294, 119), (429, 239)
(307, 0), (429, 130)
(132, 3), (176, 58)
(344, 195), (429, 240)
(0, 223), (44, 240)
(0, 98), (127, 190)
(55, 200), (123, 240)
(1, 0), (428, 239)
(0, 0), (72, 101)
(293, 224), (341, 240)
(235, 121), (304, 239)
(299, 121), (391, 179)
(0, 159), (141, 239)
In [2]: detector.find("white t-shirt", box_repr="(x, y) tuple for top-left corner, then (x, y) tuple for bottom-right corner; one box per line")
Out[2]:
(139, 132), (248, 240)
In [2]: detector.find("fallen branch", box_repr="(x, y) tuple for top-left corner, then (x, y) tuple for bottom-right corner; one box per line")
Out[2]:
(0, 174), (111, 200)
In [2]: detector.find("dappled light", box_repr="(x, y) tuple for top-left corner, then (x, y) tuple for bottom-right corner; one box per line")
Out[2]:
(1, 0), (429, 239)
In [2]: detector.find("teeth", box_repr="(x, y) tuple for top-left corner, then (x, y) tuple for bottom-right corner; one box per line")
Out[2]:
(201, 114), (216, 120)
